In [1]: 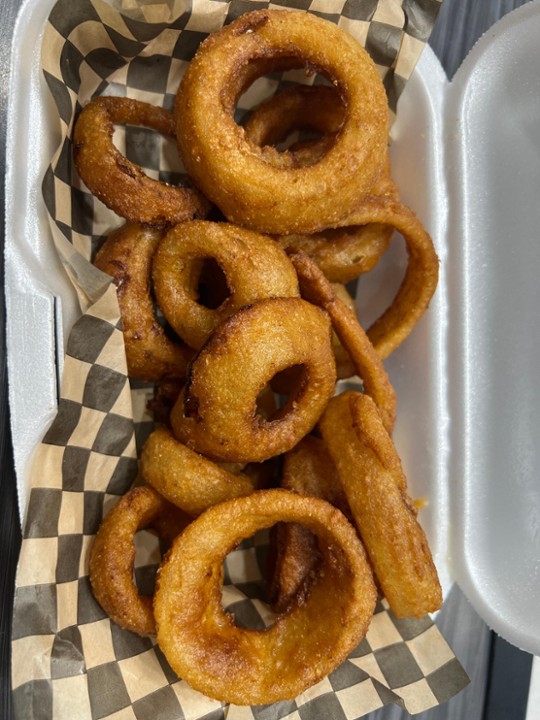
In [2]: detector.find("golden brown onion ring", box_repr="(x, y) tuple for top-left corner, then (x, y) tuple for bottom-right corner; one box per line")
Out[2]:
(332, 283), (363, 380)
(269, 435), (349, 613)
(275, 169), (399, 283)
(94, 222), (194, 382)
(334, 196), (439, 359)
(175, 9), (388, 234)
(170, 297), (337, 463)
(243, 84), (396, 279)
(277, 222), (393, 283)
(154, 488), (376, 704)
(89, 485), (190, 636)
(140, 426), (257, 516)
(73, 96), (209, 226)
(319, 391), (442, 618)
(269, 283), (358, 394)
(289, 249), (396, 433)
(244, 84), (345, 167)
(152, 220), (299, 350)
(268, 283), (364, 392)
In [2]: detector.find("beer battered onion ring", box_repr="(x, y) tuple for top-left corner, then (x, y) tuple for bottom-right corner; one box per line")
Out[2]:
(152, 221), (299, 350)
(140, 426), (257, 516)
(275, 172), (399, 283)
(319, 392), (442, 618)
(175, 9), (389, 234)
(269, 436), (349, 613)
(89, 486), (190, 636)
(94, 223), (194, 382)
(332, 283), (359, 380)
(243, 85), (399, 280)
(73, 96), (209, 226)
(333, 196), (439, 360)
(154, 489), (376, 705)
(243, 85), (345, 167)
(170, 297), (336, 463)
(277, 223), (392, 284)
(289, 249), (397, 432)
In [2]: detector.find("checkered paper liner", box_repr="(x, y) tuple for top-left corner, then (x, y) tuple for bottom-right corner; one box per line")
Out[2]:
(10, 0), (471, 717)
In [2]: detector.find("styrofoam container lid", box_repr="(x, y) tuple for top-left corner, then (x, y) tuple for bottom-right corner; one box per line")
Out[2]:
(443, 2), (540, 654)
(5, 0), (540, 657)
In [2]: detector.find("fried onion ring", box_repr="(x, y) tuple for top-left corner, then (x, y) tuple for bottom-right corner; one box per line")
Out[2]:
(89, 485), (190, 636)
(154, 488), (376, 704)
(243, 84), (397, 279)
(170, 297), (336, 463)
(244, 85), (345, 168)
(73, 96), (209, 226)
(140, 426), (257, 516)
(274, 172), (399, 283)
(332, 197), (439, 359)
(94, 222), (194, 382)
(319, 392), (442, 618)
(331, 283), (358, 380)
(152, 220), (299, 350)
(277, 222), (393, 283)
(289, 249), (397, 433)
(175, 9), (388, 234)
(269, 435), (349, 613)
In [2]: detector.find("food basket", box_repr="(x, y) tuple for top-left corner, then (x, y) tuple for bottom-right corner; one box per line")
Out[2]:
(5, 0), (540, 717)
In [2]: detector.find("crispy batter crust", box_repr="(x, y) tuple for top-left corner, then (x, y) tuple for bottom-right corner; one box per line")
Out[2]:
(333, 196), (440, 359)
(244, 84), (344, 158)
(170, 297), (337, 463)
(244, 84), (397, 280)
(175, 9), (388, 234)
(290, 249), (397, 433)
(94, 222), (194, 382)
(89, 486), (190, 636)
(152, 220), (299, 350)
(319, 392), (442, 618)
(154, 489), (376, 704)
(73, 96), (209, 225)
(140, 426), (257, 515)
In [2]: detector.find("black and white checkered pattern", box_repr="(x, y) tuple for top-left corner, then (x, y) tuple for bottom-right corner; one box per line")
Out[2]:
(39, 0), (444, 265)
(10, 0), (470, 717)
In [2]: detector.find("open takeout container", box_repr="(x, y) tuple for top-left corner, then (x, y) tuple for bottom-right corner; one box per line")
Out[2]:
(4, 0), (540, 716)
(380, 0), (540, 656)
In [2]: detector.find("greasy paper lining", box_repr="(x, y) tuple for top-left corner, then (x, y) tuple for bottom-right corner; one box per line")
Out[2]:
(11, 0), (470, 718)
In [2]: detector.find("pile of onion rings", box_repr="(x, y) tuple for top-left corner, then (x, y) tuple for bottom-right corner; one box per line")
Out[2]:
(77, 7), (442, 707)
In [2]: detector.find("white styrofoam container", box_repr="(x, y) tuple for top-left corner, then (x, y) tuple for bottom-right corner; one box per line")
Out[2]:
(5, 0), (540, 656)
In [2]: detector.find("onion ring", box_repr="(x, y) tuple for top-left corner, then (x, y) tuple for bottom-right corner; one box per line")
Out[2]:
(244, 84), (345, 168)
(154, 488), (376, 704)
(277, 222), (393, 284)
(94, 222), (194, 382)
(319, 391), (442, 618)
(268, 283), (365, 392)
(332, 196), (439, 359)
(242, 84), (396, 279)
(140, 426), (257, 516)
(170, 297), (337, 463)
(152, 220), (299, 350)
(331, 283), (363, 380)
(274, 173), (398, 283)
(268, 435), (349, 613)
(248, 81), (396, 278)
(89, 485), (190, 636)
(73, 96), (209, 226)
(175, 9), (389, 234)
(289, 249), (397, 432)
